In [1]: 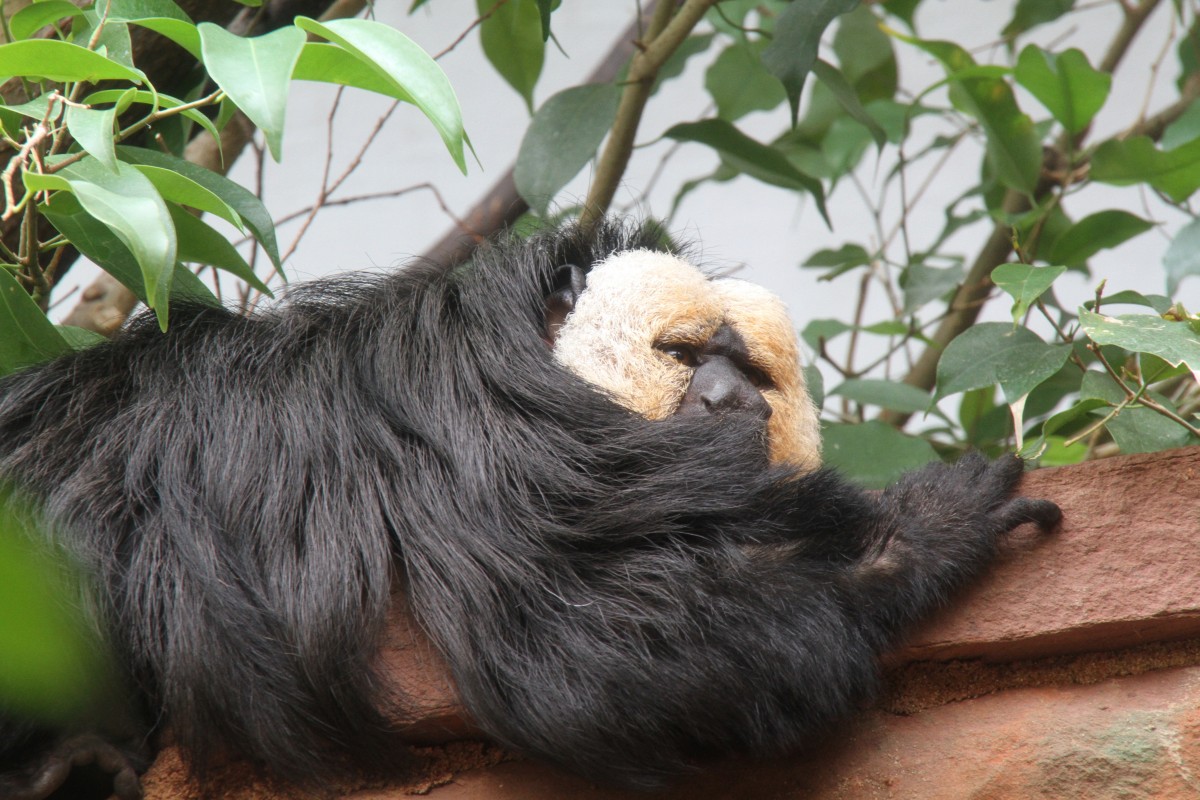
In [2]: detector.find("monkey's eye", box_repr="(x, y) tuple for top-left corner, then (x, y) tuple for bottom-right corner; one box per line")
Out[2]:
(744, 365), (775, 391)
(658, 343), (698, 367)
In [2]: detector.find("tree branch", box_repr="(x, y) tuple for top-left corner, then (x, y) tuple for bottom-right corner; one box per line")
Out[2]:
(1099, 0), (1164, 75)
(579, 0), (719, 232)
(422, 3), (660, 265)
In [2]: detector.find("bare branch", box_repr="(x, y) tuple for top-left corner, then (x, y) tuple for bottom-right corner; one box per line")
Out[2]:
(422, 4), (659, 265)
(580, 0), (719, 232)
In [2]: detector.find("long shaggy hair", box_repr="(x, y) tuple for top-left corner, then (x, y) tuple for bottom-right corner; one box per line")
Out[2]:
(0, 220), (1058, 791)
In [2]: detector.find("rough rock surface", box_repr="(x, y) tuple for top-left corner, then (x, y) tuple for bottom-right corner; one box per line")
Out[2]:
(898, 446), (1200, 663)
(140, 446), (1200, 799)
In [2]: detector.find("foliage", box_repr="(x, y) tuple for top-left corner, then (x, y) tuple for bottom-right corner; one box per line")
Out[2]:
(0, 0), (1198, 487)
(0, 486), (112, 721)
(0, 0), (465, 346)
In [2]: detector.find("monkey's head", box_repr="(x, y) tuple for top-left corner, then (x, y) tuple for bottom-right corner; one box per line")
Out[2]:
(545, 249), (821, 470)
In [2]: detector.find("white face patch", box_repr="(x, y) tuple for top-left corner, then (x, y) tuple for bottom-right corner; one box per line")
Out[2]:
(551, 250), (821, 469)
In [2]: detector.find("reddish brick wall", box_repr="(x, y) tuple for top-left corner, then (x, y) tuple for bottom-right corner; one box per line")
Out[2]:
(143, 446), (1200, 799)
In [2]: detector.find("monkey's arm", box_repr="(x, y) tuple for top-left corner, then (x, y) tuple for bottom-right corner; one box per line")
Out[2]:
(837, 452), (1061, 647)
(424, 445), (1059, 789)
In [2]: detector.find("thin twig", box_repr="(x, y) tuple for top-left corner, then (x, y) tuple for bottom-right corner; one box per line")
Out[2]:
(434, 0), (511, 60)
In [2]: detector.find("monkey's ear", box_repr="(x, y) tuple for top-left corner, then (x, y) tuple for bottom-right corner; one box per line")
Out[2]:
(544, 263), (587, 343)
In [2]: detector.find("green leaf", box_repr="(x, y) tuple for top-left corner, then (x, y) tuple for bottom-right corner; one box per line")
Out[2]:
(514, 84), (620, 215)
(58, 161), (175, 309)
(109, 0), (194, 23)
(664, 119), (829, 225)
(535, 0), (556, 40)
(198, 23), (304, 162)
(9, 0), (86, 41)
(1162, 100), (1200, 151)
(1003, 0), (1076, 38)
(0, 40), (145, 83)
(959, 385), (998, 442)
(803, 243), (871, 280)
(705, 41), (787, 122)
(900, 262), (963, 312)
(1091, 136), (1200, 202)
(801, 318), (852, 351)
(1014, 46), (1110, 135)
(109, 0), (199, 58)
(862, 320), (910, 337)
(170, 206), (269, 294)
(1084, 290), (1171, 314)
(834, 6), (898, 104)
(935, 322), (1072, 404)
(903, 37), (1040, 193)
(1047, 210), (1154, 268)
(293, 18), (467, 174)
(0, 489), (111, 721)
(1106, 407), (1196, 453)
(1163, 216), (1200, 296)
(476, 0), (544, 112)
(881, 0), (920, 31)
(830, 378), (940, 416)
(992, 263), (1066, 322)
(133, 166), (245, 232)
(29, 159), (176, 325)
(0, 271), (70, 376)
(821, 108), (878, 183)
(64, 106), (118, 173)
(821, 421), (939, 489)
(1080, 310), (1200, 384)
(40, 193), (216, 309)
(812, 59), (887, 149)
(761, 0), (859, 125)
(55, 326), (106, 350)
(118, 146), (281, 271)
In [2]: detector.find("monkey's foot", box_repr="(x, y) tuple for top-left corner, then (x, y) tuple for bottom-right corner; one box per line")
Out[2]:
(5, 733), (144, 800)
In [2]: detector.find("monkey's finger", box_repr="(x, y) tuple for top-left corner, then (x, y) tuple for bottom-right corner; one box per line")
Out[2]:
(954, 450), (992, 481)
(112, 767), (144, 800)
(994, 497), (1062, 533)
(979, 453), (1026, 497)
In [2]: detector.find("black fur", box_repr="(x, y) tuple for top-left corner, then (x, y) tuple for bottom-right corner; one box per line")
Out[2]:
(0, 221), (1060, 795)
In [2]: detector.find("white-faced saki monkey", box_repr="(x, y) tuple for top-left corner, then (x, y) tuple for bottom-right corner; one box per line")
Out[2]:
(0, 220), (1060, 798)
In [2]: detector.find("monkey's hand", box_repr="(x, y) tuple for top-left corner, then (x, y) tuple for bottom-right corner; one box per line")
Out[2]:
(0, 733), (145, 800)
(852, 452), (1061, 641)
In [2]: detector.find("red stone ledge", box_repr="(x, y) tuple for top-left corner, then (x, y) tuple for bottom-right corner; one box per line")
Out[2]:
(142, 446), (1200, 799)
(897, 445), (1200, 663)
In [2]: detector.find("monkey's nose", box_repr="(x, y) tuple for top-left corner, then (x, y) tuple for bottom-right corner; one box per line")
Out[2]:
(681, 359), (773, 420)
(701, 381), (772, 420)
